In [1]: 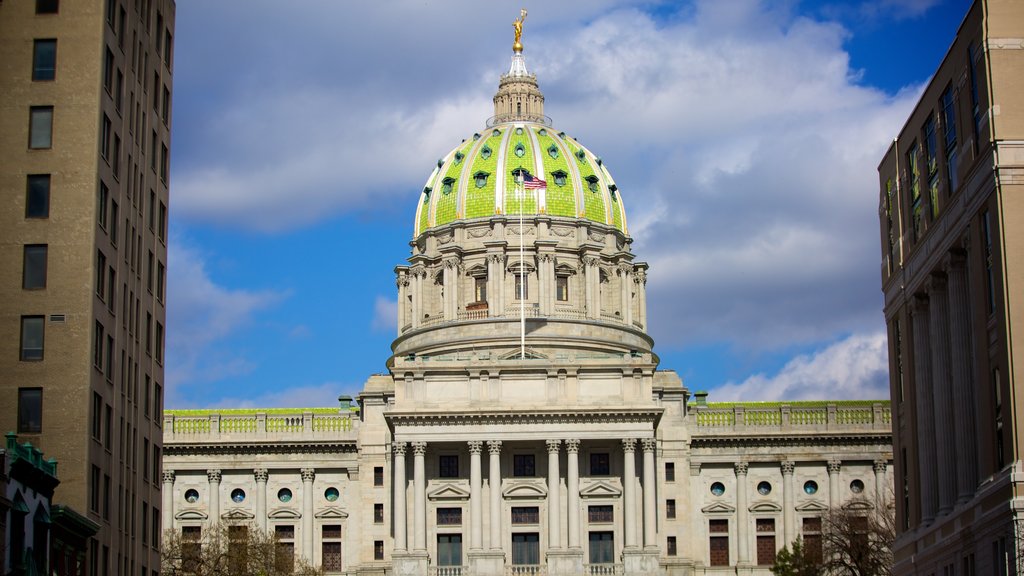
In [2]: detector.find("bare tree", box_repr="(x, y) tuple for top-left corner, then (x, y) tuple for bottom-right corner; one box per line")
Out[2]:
(818, 499), (894, 576)
(161, 523), (325, 576)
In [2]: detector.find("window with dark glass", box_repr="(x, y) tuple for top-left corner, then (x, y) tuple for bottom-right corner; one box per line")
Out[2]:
(18, 388), (42, 433)
(511, 506), (539, 525)
(103, 47), (114, 94)
(92, 392), (102, 439)
(439, 454), (459, 478)
(513, 454), (535, 477)
(942, 85), (958, 191)
(665, 462), (675, 482)
(667, 536), (677, 556)
(36, 0), (59, 14)
(802, 517), (822, 563)
(374, 466), (384, 486)
(590, 452), (610, 475)
(437, 507), (462, 526)
(101, 114), (112, 160)
(588, 532), (613, 564)
(374, 503), (384, 523)
(322, 524), (342, 571)
(666, 499), (676, 519)
(275, 525), (295, 572)
(32, 39), (56, 81)
(29, 106), (53, 149)
(556, 276), (569, 301)
(514, 273), (528, 300)
(474, 276), (487, 303)
(588, 505), (613, 523)
(437, 534), (462, 567)
(924, 115), (939, 220)
(907, 142), (921, 240)
(374, 540), (384, 560)
(709, 519), (729, 567)
(756, 518), (776, 565)
(23, 244), (47, 289)
(511, 533), (539, 565)
(26, 174), (50, 218)
(20, 316), (44, 361)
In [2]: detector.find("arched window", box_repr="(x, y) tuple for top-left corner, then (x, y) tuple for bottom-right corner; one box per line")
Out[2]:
(473, 171), (490, 189)
(441, 177), (456, 195)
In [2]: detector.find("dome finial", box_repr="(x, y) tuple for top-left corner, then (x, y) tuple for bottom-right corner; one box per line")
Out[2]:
(513, 8), (527, 53)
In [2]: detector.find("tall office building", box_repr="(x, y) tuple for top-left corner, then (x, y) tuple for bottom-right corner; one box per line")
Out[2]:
(0, 1), (174, 574)
(877, 0), (1024, 572)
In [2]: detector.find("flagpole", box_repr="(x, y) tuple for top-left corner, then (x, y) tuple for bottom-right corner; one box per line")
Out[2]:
(518, 170), (526, 360)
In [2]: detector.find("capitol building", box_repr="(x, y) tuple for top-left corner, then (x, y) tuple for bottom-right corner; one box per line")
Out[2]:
(161, 22), (893, 576)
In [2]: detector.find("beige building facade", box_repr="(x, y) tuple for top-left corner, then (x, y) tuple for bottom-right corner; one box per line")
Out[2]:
(165, 40), (892, 576)
(0, 1), (174, 574)
(877, 0), (1024, 573)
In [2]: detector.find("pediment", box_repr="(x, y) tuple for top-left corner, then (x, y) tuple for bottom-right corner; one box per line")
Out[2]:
(749, 501), (783, 513)
(502, 480), (547, 499)
(498, 348), (547, 360)
(315, 506), (349, 519)
(175, 510), (209, 521)
(554, 262), (577, 275)
(701, 501), (736, 514)
(794, 501), (829, 513)
(428, 483), (471, 501)
(268, 508), (302, 519)
(221, 508), (255, 521)
(579, 480), (622, 499)
(842, 500), (874, 511)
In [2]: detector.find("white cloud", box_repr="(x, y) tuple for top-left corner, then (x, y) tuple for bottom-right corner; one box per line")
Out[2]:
(165, 239), (284, 400)
(709, 331), (890, 401)
(178, 381), (362, 410)
(371, 295), (398, 334)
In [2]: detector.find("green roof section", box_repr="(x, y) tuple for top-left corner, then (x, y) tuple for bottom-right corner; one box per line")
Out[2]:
(534, 127), (575, 218)
(690, 400), (890, 408)
(563, 137), (608, 225)
(166, 407), (355, 416)
(504, 128), (538, 215)
(434, 139), (477, 227)
(464, 129), (503, 219)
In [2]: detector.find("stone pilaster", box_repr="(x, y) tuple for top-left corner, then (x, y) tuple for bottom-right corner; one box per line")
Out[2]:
(618, 264), (633, 326)
(162, 470), (174, 536)
(928, 273), (957, 515)
(469, 440), (484, 550)
(735, 462), (751, 567)
(301, 468), (315, 562)
(781, 461), (795, 545)
(546, 439), (561, 548)
(395, 274), (409, 334)
(641, 438), (657, 549)
(911, 294), (938, 524)
(827, 460), (841, 510)
(565, 439), (581, 549)
(412, 441), (427, 551)
(410, 266), (425, 329)
(634, 268), (648, 330)
(873, 460), (888, 512)
(254, 468), (268, 531)
(488, 440), (503, 550)
(584, 256), (599, 319)
(394, 441), (408, 551)
(622, 438), (638, 548)
(207, 469), (221, 527)
(945, 252), (979, 503)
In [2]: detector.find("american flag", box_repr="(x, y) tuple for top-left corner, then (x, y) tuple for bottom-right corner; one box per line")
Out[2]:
(518, 169), (547, 190)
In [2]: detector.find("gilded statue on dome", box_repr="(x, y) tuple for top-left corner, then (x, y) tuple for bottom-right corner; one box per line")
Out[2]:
(513, 8), (527, 52)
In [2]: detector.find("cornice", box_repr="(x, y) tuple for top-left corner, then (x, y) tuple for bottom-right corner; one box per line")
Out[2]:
(163, 440), (359, 456)
(689, 432), (891, 450)
(385, 407), (663, 427)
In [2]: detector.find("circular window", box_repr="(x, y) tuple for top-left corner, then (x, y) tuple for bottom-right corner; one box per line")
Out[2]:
(757, 481), (772, 495)
(277, 488), (292, 503)
(804, 480), (819, 495)
(184, 489), (199, 503)
(710, 482), (725, 496)
(324, 487), (340, 502)
(850, 479), (865, 494)
(515, 127), (524, 135)
(230, 489), (245, 503)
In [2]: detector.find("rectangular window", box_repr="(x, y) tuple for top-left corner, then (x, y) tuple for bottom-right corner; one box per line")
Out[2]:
(802, 517), (822, 563)
(147, 250), (154, 292)
(275, 526), (294, 572)
(437, 507), (462, 526)
(437, 534), (462, 567)
(29, 106), (54, 149)
(374, 466), (384, 486)
(92, 392), (103, 439)
(158, 201), (167, 241)
(907, 142), (921, 240)
(155, 321), (164, 363)
(160, 143), (168, 182)
(155, 383), (163, 424)
(709, 519), (729, 567)
(556, 276), (569, 301)
(511, 506), (539, 525)
(23, 244), (47, 289)
(36, 0), (59, 13)
(18, 388), (42, 433)
(588, 505), (613, 523)
(104, 47), (114, 94)
(97, 250), (107, 297)
(590, 452), (610, 476)
(515, 273), (528, 300)
(182, 527), (202, 573)
(98, 181), (109, 228)
(164, 30), (173, 68)
(21, 316), (45, 361)
(666, 499), (676, 519)
(103, 474), (111, 520)
(511, 533), (539, 566)
(108, 267), (117, 312)
(513, 454), (535, 477)
(150, 130), (157, 170)
(588, 531), (614, 565)
(116, 69), (124, 112)
(666, 535), (677, 556)
(665, 462), (675, 482)
(32, 39), (57, 81)
(26, 174), (50, 218)
(105, 404), (113, 449)
(113, 134), (121, 178)
(322, 542), (342, 571)
(162, 85), (170, 125)
(94, 321), (105, 370)
(474, 276), (487, 303)
(374, 503), (384, 523)
(146, 312), (152, 354)
(149, 189), (156, 229)
(90, 465), (101, 511)
(101, 114), (112, 160)
(439, 455), (459, 478)
(374, 540), (384, 561)
(983, 210), (995, 314)
(942, 85), (959, 191)
(756, 518), (776, 565)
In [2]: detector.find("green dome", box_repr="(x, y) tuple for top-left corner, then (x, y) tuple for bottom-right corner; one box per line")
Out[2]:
(414, 123), (627, 236)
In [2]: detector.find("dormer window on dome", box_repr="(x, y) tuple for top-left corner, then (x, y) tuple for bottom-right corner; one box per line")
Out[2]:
(480, 145), (492, 160)
(473, 171), (490, 189)
(514, 143), (526, 158)
(585, 175), (600, 192)
(552, 170), (568, 187)
(454, 151), (465, 165)
(576, 149), (587, 163)
(547, 145), (559, 159)
(423, 186), (432, 198)
(441, 177), (456, 195)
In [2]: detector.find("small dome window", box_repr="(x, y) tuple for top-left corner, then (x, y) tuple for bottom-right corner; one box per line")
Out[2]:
(231, 489), (246, 503)
(423, 186), (432, 198)
(515, 127), (524, 135)
(514, 144), (526, 158)
(454, 151), (464, 165)
(324, 487), (340, 502)
(850, 479), (865, 494)
(277, 488), (292, 502)
(492, 129), (501, 137)
(804, 481), (818, 495)
(538, 128), (547, 136)
(595, 157), (603, 166)
(575, 150), (587, 163)
(473, 133), (481, 140)
(757, 481), (772, 495)
(480, 146), (492, 160)
(473, 171), (490, 189)
(558, 131), (566, 137)
(710, 482), (725, 496)
(437, 158), (444, 168)
(552, 170), (568, 187)
(547, 145), (559, 160)
(609, 185), (618, 201)
(585, 175), (600, 193)
(441, 177), (456, 195)
(184, 489), (199, 503)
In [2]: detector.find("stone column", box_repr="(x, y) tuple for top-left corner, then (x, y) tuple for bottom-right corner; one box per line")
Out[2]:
(547, 439), (562, 548)
(470, 441), (484, 550)
(618, 264), (633, 325)
(162, 470), (174, 535)
(539, 254), (554, 316)
(735, 463), (751, 566)
(488, 440), (503, 550)
(394, 442), (408, 551)
(488, 254), (503, 317)
(781, 461), (796, 545)
(640, 438), (657, 548)
(411, 267), (424, 329)
(207, 469), (221, 527)
(635, 270), (647, 330)
(911, 294), (938, 524)
(827, 460), (841, 510)
(396, 275), (409, 334)
(443, 257), (459, 321)
(622, 438), (638, 548)
(254, 468), (269, 531)
(584, 256), (599, 319)
(946, 252), (979, 503)
(928, 274), (957, 515)
(412, 441), (428, 552)
(873, 460), (888, 512)
(301, 468), (315, 562)
(565, 440), (581, 549)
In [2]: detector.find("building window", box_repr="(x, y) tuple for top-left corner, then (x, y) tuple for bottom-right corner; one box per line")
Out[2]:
(20, 316), (45, 361)
(439, 455), (459, 478)
(155, 321), (164, 363)
(513, 454), (535, 477)
(92, 392), (102, 439)
(374, 540), (385, 561)
(666, 499), (676, 519)
(374, 466), (384, 486)
(556, 276), (569, 301)
(437, 507), (462, 526)
(26, 174), (50, 218)
(36, 0), (59, 13)
(802, 517), (822, 563)
(374, 503), (384, 523)
(511, 506), (539, 525)
(756, 518), (776, 565)
(29, 106), (54, 149)
(590, 452), (610, 475)
(182, 527), (202, 573)
(907, 142), (922, 240)
(160, 143), (168, 182)
(437, 534), (463, 567)
(983, 210), (995, 314)
(665, 462), (675, 482)
(23, 244), (47, 289)
(588, 531), (613, 564)
(158, 201), (167, 242)
(588, 505), (612, 523)
(90, 465), (101, 511)
(709, 519), (729, 567)
(275, 525), (295, 572)
(162, 85), (170, 125)
(103, 47), (114, 93)
(96, 249), (107, 297)
(101, 114), (112, 160)
(475, 276), (487, 303)
(515, 273), (528, 300)
(18, 388), (43, 433)
(942, 84), (958, 190)
(32, 39), (57, 81)
(322, 525), (342, 571)
(511, 533), (539, 566)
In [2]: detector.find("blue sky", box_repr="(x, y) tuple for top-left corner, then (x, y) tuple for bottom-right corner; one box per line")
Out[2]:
(166, 0), (971, 408)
